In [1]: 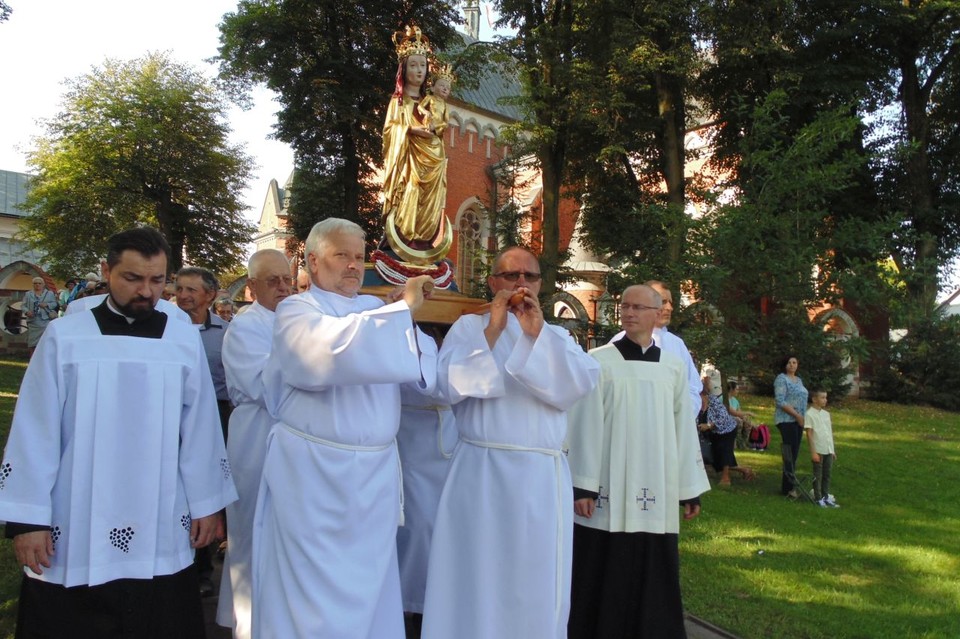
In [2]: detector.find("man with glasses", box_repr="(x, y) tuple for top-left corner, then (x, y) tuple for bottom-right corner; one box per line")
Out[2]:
(609, 280), (701, 417)
(422, 247), (600, 639)
(566, 284), (710, 639)
(215, 249), (292, 638)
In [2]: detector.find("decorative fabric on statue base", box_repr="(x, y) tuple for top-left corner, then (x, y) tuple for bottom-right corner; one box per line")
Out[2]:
(371, 248), (456, 290)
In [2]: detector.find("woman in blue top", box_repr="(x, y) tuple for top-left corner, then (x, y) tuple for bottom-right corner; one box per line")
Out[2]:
(774, 355), (809, 496)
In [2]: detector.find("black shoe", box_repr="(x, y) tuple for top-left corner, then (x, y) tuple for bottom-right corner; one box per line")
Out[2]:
(199, 576), (215, 598)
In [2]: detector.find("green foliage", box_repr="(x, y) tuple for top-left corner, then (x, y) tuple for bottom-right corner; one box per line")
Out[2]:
(681, 92), (875, 395)
(19, 52), (253, 276)
(216, 0), (462, 242)
(870, 314), (960, 411)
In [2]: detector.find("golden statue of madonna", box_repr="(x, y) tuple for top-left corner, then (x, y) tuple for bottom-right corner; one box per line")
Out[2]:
(381, 26), (454, 265)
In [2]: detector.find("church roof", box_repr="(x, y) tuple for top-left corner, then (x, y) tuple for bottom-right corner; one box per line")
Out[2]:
(0, 169), (31, 219)
(449, 33), (524, 122)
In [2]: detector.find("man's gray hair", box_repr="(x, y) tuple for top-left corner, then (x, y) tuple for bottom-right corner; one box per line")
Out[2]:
(305, 218), (366, 259)
(176, 266), (219, 293)
(247, 248), (289, 279)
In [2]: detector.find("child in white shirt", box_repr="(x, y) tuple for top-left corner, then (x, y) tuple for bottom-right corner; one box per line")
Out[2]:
(804, 390), (838, 507)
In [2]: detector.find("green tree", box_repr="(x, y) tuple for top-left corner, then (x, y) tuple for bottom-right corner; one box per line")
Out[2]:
(684, 92), (873, 395)
(697, 0), (960, 325)
(0, 1), (11, 22)
(869, 0), (960, 321)
(216, 0), (461, 242)
(20, 52), (253, 276)
(491, 0), (586, 295)
(569, 0), (703, 286)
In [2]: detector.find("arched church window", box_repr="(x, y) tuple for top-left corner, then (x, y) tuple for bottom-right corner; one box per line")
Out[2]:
(457, 208), (484, 296)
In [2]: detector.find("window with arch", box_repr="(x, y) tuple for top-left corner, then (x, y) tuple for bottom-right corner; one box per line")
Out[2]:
(457, 208), (485, 296)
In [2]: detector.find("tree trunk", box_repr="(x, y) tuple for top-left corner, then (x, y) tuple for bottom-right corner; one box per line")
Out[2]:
(654, 69), (687, 265)
(539, 140), (564, 296)
(898, 47), (937, 317)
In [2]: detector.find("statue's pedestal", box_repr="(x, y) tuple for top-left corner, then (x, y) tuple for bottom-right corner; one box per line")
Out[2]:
(362, 284), (487, 324)
(362, 263), (486, 325)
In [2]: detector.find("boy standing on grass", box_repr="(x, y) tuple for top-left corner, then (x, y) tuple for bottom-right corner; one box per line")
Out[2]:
(805, 390), (839, 508)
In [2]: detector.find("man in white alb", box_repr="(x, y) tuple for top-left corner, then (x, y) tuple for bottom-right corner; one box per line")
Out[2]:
(252, 218), (438, 639)
(421, 246), (600, 639)
(0, 227), (236, 638)
(215, 248), (293, 638)
(567, 284), (710, 638)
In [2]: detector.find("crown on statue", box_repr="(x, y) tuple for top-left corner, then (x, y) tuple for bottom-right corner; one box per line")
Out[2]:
(432, 62), (456, 84)
(394, 25), (432, 62)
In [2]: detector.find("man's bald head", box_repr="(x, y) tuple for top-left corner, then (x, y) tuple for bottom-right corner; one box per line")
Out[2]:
(620, 285), (662, 345)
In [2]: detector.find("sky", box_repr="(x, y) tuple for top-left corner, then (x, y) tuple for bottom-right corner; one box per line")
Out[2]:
(0, 0), (295, 231)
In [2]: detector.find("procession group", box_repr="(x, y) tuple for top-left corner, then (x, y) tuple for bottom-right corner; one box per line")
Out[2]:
(0, 218), (710, 639)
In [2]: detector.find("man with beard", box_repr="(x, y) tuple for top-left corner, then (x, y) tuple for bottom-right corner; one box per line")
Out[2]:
(0, 226), (236, 638)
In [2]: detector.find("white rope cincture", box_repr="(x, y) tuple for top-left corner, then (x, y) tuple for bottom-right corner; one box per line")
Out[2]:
(280, 423), (406, 525)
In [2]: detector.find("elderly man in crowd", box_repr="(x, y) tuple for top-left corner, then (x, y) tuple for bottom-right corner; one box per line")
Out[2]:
(421, 246), (600, 639)
(253, 218), (438, 639)
(0, 227), (235, 638)
(175, 266), (230, 597)
(216, 249), (293, 639)
(23, 277), (58, 355)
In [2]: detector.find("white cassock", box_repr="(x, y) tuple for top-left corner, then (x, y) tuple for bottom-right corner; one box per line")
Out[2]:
(421, 314), (600, 639)
(609, 327), (700, 417)
(566, 345), (711, 536)
(252, 288), (437, 639)
(216, 301), (276, 638)
(0, 309), (236, 587)
(65, 293), (191, 322)
(395, 385), (457, 614)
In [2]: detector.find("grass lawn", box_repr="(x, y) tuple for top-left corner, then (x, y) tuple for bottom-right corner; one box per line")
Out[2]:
(0, 357), (956, 638)
(681, 394), (960, 639)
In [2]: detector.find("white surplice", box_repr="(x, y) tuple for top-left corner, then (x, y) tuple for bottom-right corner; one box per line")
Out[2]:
(216, 301), (276, 638)
(566, 344), (711, 535)
(0, 310), (237, 587)
(396, 385), (457, 614)
(421, 314), (600, 639)
(252, 288), (437, 639)
(609, 327), (701, 417)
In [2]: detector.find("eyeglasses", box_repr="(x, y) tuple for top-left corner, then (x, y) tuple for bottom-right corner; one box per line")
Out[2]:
(255, 275), (294, 288)
(492, 271), (542, 282)
(620, 303), (661, 312)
